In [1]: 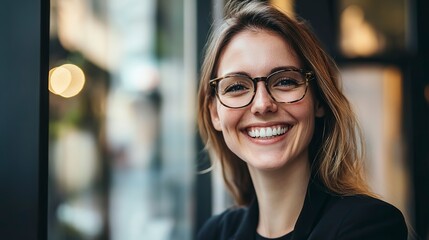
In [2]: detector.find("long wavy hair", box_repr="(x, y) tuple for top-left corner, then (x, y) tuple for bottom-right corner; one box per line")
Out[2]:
(197, 0), (372, 206)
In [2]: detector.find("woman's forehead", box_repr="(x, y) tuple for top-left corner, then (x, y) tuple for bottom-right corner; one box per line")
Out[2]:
(216, 29), (302, 77)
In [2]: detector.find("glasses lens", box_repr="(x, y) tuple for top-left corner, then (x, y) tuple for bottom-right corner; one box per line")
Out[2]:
(214, 70), (309, 108)
(268, 70), (307, 103)
(217, 75), (254, 108)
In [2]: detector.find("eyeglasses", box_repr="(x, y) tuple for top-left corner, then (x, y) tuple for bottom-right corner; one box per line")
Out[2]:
(209, 68), (314, 108)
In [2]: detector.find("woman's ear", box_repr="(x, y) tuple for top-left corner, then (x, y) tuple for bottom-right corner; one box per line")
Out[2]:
(209, 100), (222, 131)
(315, 100), (325, 118)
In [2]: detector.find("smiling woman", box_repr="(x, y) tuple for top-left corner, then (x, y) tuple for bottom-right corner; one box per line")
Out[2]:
(197, 1), (408, 239)
(209, 29), (323, 174)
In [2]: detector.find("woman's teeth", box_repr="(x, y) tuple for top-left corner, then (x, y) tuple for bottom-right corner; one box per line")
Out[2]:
(247, 126), (289, 138)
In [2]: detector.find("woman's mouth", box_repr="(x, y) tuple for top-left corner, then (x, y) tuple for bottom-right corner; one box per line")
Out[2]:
(247, 125), (290, 138)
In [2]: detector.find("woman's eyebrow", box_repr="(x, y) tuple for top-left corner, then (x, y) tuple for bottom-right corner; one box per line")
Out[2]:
(222, 66), (301, 77)
(222, 71), (251, 76)
(269, 66), (300, 74)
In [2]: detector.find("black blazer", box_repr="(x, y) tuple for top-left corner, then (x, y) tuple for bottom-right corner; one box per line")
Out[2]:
(197, 179), (408, 240)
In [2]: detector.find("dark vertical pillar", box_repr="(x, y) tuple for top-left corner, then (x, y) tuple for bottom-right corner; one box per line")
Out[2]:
(0, 0), (49, 239)
(411, 0), (429, 238)
(194, 0), (213, 238)
(295, 0), (337, 55)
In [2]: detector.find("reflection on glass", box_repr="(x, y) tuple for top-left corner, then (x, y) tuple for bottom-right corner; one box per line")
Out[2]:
(341, 65), (411, 221)
(49, 64), (86, 98)
(339, 0), (408, 57)
(49, 0), (195, 239)
(340, 5), (383, 57)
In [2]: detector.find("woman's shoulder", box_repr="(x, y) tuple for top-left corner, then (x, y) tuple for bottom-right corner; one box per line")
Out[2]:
(327, 194), (405, 220)
(328, 194), (401, 210)
(319, 194), (408, 239)
(197, 205), (250, 240)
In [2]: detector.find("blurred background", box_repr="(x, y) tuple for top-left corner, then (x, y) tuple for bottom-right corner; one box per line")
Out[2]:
(1, 0), (428, 239)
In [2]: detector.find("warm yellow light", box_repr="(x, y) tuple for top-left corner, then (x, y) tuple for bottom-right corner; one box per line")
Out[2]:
(270, 0), (295, 18)
(340, 5), (383, 57)
(48, 67), (57, 93)
(49, 64), (85, 98)
(59, 64), (85, 98)
(50, 66), (72, 94)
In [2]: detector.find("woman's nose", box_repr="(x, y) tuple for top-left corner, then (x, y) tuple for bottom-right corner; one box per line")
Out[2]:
(250, 81), (278, 114)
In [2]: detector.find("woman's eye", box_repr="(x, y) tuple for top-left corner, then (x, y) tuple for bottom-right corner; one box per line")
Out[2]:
(274, 78), (299, 88)
(223, 83), (249, 94)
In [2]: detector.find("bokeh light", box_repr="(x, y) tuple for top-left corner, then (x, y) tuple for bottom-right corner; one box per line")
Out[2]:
(49, 64), (85, 98)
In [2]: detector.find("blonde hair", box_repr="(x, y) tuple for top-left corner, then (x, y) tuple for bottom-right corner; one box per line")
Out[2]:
(197, 1), (372, 206)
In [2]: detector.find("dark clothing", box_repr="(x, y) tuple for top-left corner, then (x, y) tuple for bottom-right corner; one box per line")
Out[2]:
(197, 179), (408, 240)
(256, 231), (293, 240)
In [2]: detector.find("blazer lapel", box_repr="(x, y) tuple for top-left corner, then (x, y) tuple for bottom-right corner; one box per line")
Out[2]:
(234, 198), (259, 240)
(292, 178), (331, 240)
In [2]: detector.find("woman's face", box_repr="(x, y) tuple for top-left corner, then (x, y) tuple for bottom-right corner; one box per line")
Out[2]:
(210, 29), (324, 171)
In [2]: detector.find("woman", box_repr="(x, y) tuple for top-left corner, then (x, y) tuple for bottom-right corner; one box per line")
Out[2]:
(197, 1), (408, 239)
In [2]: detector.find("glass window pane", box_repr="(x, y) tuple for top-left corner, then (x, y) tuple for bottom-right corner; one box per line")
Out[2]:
(48, 0), (196, 239)
(339, 0), (408, 57)
(341, 65), (412, 221)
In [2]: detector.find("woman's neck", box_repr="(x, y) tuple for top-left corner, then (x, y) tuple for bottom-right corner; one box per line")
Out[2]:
(248, 159), (311, 238)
